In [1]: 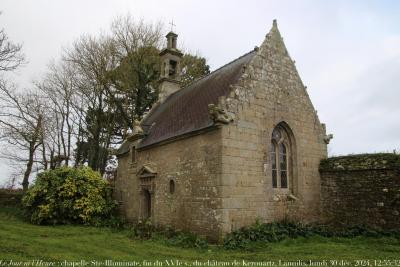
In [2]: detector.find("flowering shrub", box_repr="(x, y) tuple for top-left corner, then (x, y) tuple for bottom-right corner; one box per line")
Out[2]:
(22, 167), (117, 225)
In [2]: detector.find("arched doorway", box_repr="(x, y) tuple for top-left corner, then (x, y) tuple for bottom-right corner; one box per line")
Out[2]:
(137, 165), (157, 220)
(143, 189), (152, 219)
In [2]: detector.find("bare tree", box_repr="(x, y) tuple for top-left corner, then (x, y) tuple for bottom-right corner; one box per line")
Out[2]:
(36, 60), (77, 168)
(109, 16), (163, 135)
(63, 34), (119, 172)
(0, 13), (25, 72)
(0, 81), (45, 191)
(0, 12), (28, 189)
(0, 14), (210, 186)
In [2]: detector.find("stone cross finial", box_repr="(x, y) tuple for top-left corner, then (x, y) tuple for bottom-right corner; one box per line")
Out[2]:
(169, 20), (176, 32)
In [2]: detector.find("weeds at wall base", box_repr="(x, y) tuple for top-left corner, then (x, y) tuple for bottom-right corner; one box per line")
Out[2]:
(223, 220), (400, 250)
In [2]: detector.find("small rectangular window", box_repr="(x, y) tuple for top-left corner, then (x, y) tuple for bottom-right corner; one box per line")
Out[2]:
(169, 60), (177, 78)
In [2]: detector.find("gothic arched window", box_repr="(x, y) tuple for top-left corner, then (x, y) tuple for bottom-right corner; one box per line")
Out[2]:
(271, 125), (291, 189)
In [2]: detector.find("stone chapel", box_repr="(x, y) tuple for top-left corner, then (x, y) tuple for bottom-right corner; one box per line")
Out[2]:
(115, 20), (330, 241)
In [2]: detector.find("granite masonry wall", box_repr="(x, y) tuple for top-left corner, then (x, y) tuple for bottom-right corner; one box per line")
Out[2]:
(320, 153), (400, 230)
(115, 129), (223, 241)
(217, 21), (327, 234)
(0, 189), (23, 206)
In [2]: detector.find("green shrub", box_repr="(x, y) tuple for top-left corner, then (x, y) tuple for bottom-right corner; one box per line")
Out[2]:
(166, 231), (209, 249)
(128, 219), (157, 239)
(22, 167), (118, 226)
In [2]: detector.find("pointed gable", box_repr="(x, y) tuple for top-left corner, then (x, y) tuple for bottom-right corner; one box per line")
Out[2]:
(137, 165), (157, 178)
(265, 19), (289, 56)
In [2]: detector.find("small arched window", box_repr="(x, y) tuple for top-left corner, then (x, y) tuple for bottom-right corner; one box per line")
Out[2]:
(271, 125), (290, 189)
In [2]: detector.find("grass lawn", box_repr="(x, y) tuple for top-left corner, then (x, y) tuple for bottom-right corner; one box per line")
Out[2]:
(0, 206), (399, 267)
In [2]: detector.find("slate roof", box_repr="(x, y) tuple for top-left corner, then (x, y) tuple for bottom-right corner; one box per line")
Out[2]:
(139, 50), (256, 148)
(116, 49), (256, 154)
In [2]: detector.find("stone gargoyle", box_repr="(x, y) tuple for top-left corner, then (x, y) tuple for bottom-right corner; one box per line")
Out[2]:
(127, 120), (145, 141)
(208, 103), (234, 124)
(324, 134), (333, 144)
(132, 120), (144, 135)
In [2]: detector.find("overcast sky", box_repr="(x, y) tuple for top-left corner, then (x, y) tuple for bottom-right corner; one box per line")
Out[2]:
(1, 0), (399, 186)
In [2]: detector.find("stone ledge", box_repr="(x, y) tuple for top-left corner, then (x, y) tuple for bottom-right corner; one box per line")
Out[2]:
(320, 153), (400, 172)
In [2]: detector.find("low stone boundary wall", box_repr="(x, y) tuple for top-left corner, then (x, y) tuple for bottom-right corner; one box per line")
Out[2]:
(320, 153), (400, 229)
(0, 189), (23, 206)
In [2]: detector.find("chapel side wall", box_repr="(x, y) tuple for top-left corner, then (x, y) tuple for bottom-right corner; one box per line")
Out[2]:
(117, 129), (223, 240)
(219, 27), (327, 234)
(115, 151), (140, 220)
(139, 130), (222, 240)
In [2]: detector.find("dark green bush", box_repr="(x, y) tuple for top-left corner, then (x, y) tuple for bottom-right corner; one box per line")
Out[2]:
(128, 220), (208, 249)
(22, 167), (118, 226)
(223, 220), (400, 249)
(128, 219), (157, 239)
(166, 231), (208, 249)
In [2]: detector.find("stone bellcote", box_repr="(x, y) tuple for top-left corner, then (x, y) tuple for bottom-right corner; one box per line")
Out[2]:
(158, 31), (183, 102)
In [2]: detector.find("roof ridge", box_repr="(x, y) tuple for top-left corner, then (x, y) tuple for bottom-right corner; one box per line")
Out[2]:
(181, 48), (257, 90)
(143, 48), (256, 121)
(207, 48), (256, 77)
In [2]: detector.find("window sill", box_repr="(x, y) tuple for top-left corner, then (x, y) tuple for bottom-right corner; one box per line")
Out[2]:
(272, 190), (298, 202)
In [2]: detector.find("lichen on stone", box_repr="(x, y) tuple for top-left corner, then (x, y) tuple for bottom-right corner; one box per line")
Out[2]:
(320, 153), (400, 171)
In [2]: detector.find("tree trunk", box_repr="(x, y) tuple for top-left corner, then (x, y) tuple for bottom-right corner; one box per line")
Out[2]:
(22, 144), (35, 192)
(41, 141), (48, 170)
